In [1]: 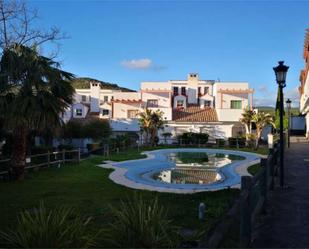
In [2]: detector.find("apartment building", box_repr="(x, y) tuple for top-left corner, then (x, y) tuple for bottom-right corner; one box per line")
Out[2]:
(299, 29), (309, 136)
(66, 73), (254, 141)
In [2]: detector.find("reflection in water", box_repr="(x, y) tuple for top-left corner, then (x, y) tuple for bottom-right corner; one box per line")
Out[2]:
(153, 152), (244, 185)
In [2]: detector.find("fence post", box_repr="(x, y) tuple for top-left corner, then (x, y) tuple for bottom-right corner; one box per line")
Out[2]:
(47, 151), (50, 167)
(78, 148), (81, 163)
(62, 149), (65, 164)
(240, 176), (252, 248)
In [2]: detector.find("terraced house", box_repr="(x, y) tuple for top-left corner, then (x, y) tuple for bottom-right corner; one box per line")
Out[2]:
(66, 73), (254, 142)
(299, 29), (309, 137)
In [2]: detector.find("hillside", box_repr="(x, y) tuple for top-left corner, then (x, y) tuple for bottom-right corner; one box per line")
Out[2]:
(72, 77), (135, 92)
(256, 106), (300, 116)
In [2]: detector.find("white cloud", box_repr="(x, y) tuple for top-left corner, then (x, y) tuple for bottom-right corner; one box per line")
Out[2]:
(121, 58), (165, 71)
(121, 58), (152, 70)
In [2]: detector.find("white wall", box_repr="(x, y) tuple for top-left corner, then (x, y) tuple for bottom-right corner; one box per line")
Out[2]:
(113, 102), (141, 119)
(142, 92), (170, 108)
(90, 83), (100, 112)
(110, 119), (140, 132)
(72, 103), (89, 118)
(216, 109), (243, 122)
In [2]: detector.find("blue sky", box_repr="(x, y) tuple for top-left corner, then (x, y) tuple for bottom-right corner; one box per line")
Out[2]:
(30, 0), (309, 107)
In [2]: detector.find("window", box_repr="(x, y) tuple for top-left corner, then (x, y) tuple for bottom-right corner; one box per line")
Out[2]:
(230, 100), (242, 109)
(177, 100), (184, 108)
(181, 87), (186, 95)
(102, 109), (109, 116)
(204, 87), (209, 94)
(173, 87), (179, 96)
(104, 96), (108, 102)
(127, 110), (139, 118)
(204, 100), (211, 107)
(147, 99), (158, 108)
(81, 95), (87, 102)
(198, 87), (201, 95)
(75, 108), (82, 116)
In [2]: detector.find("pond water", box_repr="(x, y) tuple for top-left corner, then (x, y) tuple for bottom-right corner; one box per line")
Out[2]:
(153, 152), (245, 185)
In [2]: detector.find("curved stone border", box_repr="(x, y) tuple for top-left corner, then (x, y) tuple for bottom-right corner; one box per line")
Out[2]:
(97, 149), (264, 194)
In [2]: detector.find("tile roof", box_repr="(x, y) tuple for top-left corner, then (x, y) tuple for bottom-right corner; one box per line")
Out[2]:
(172, 105), (218, 122)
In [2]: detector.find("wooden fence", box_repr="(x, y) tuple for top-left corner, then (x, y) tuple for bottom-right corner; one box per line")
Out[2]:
(0, 149), (81, 179)
(202, 143), (280, 248)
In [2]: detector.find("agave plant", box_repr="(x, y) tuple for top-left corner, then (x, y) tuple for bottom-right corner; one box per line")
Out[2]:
(103, 194), (180, 248)
(0, 202), (96, 248)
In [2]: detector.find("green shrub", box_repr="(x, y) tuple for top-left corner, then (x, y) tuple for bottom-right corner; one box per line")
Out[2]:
(63, 120), (85, 139)
(86, 143), (101, 152)
(178, 132), (209, 145)
(228, 137), (246, 148)
(83, 119), (111, 140)
(57, 144), (74, 151)
(0, 202), (96, 248)
(216, 139), (225, 147)
(103, 195), (180, 248)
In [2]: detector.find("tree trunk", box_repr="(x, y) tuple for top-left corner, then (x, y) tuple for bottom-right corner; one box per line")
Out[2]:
(255, 129), (261, 150)
(11, 126), (27, 180)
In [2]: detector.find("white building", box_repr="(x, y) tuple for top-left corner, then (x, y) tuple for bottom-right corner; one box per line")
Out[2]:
(299, 29), (309, 137)
(66, 73), (254, 141)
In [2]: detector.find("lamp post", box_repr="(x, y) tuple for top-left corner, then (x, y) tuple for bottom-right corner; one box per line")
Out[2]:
(273, 61), (289, 188)
(286, 98), (292, 148)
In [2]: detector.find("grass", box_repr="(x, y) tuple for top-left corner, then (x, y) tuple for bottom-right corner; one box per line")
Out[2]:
(0, 155), (239, 246)
(247, 163), (261, 176)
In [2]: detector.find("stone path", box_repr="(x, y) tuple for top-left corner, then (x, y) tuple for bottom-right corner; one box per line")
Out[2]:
(252, 139), (309, 248)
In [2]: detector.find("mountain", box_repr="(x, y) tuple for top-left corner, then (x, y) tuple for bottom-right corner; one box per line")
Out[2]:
(72, 77), (135, 92)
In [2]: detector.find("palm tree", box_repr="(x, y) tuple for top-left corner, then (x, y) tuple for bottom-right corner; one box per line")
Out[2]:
(0, 44), (75, 179)
(139, 109), (164, 145)
(138, 108), (153, 145)
(252, 112), (275, 149)
(239, 108), (255, 137)
(149, 110), (164, 146)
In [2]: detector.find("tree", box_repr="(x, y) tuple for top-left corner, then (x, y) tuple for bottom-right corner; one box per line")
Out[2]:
(252, 112), (275, 149)
(0, 0), (66, 53)
(83, 119), (111, 141)
(239, 108), (255, 136)
(0, 44), (75, 179)
(139, 109), (165, 145)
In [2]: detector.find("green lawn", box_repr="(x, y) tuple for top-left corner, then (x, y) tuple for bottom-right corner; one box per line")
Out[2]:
(247, 163), (261, 176)
(0, 156), (239, 245)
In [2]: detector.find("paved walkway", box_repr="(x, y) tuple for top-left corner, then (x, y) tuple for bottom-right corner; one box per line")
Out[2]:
(252, 139), (309, 248)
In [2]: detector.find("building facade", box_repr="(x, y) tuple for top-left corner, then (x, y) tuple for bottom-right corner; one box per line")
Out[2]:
(65, 73), (254, 141)
(299, 29), (309, 137)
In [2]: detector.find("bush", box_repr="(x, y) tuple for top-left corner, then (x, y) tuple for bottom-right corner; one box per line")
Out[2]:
(63, 119), (111, 141)
(228, 137), (246, 148)
(103, 195), (180, 248)
(109, 133), (138, 149)
(0, 202), (96, 248)
(216, 139), (226, 147)
(31, 145), (54, 155)
(86, 143), (101, 152)
(178, 132), (209, 145)
(83, 119), (111, 140)
(57, 144), (74, 151)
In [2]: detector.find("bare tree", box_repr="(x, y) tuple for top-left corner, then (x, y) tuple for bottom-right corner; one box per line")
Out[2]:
(0, 0), (67, 52)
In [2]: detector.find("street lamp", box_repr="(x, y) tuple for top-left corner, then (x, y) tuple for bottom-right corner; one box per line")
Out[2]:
(273, 61), (289, 188)
(286, 98), (292, 148)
